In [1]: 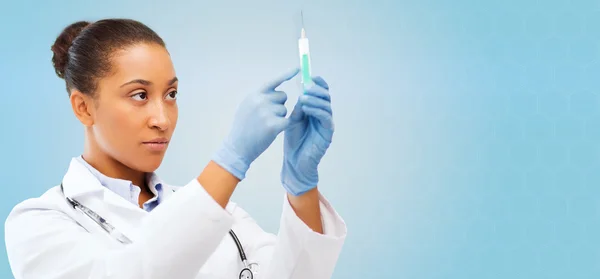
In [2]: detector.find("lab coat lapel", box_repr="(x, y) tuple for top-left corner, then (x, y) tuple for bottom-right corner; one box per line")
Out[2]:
(62, 158), (147, 243)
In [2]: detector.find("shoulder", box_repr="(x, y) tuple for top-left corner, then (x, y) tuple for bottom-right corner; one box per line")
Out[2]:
(5, 185), (70, 230)
(4, 186), (95, 278)
(4, 185), (79, 258)
(7, 185), (65, 214)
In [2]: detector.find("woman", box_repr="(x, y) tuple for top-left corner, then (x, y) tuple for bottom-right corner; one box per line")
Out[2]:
(4, 18), (346, 279)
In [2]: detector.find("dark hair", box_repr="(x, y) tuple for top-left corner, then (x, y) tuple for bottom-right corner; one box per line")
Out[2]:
(51, 19), (166, 96)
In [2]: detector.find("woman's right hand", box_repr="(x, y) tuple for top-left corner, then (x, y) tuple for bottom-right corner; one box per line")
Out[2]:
(212, 68), (299, 181)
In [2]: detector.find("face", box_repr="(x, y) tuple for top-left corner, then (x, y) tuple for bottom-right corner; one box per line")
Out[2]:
(78, 43), (179, 172)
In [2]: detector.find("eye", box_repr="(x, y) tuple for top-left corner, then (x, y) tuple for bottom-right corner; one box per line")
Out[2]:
(131, 92), (147, 101)
(166, 90), (178, 100)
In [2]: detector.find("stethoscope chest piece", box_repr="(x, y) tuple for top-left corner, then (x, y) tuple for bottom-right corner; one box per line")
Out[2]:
(239, 267), (253, 279)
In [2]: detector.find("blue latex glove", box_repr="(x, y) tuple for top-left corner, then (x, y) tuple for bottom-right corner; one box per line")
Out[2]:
(213, 69), (299, 180)
(281, 76), (334, 196)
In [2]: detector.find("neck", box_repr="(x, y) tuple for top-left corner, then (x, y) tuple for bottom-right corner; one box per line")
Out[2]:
(82, 136), (146, 189)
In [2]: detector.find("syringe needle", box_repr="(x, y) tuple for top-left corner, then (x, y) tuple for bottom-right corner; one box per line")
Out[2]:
(300, 10), (306, 38)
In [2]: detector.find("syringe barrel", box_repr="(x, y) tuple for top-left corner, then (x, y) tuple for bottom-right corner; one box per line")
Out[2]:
(298, 37), (312, 88)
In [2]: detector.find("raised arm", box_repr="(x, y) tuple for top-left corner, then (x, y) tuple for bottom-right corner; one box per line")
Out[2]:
(248, 75), (346, 279)
(281, 76), (335, 233)
(206, 68), (300, 207)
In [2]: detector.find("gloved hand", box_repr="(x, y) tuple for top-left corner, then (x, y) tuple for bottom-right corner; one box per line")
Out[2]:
(212, 69), (299, 180)
(281, 76), (334, 196)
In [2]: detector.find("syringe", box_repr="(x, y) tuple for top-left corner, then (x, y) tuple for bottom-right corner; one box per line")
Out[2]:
(298, 11), (313, 90)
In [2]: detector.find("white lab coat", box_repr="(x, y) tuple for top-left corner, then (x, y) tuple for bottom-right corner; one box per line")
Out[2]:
(4, 158), (347, 279)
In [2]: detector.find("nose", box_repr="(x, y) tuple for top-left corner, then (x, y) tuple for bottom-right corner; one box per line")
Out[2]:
(148, 101), (171, 131)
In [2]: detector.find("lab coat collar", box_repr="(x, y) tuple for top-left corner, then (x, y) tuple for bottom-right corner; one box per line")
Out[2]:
(62, 157), (106, 198)
(61, 157), (149, 242)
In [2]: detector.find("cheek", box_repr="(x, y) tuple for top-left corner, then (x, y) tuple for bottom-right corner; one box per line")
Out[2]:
(95, 104), (141, 143)
(171, 106), (179, 127)
(173, 106), (179, 124)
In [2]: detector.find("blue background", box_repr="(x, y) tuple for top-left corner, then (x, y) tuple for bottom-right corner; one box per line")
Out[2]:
(0, 0), (598, 278)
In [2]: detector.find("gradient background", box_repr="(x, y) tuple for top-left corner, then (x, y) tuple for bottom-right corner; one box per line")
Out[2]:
(0, 0), (598, 278)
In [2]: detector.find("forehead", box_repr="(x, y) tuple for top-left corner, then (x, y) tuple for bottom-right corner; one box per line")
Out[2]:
(108, 43), (176, 83)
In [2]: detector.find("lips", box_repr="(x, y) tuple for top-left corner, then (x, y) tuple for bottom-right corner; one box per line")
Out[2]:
(143, 138), (169, 144)
(142, 138), (169, 152)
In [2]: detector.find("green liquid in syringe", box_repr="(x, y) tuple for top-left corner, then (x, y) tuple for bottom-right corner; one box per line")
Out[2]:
(301, 53), (311, 91)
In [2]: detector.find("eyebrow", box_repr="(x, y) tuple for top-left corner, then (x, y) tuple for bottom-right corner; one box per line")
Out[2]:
(120, 77), (178, 88)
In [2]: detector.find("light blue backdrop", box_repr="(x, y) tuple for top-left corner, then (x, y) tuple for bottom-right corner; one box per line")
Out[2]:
(0, 0), (598, 278)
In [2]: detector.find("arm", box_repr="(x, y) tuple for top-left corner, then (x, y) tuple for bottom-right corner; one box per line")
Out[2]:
(197, 160), (240, 208)
(257, 75), (345, 278)
(281, 76), (336, 234)
(201, 68), (300, 208)
(5, 179), (233, 279)
(287, 188), (323, 234)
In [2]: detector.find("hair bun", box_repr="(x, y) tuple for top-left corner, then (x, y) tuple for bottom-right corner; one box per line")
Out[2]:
(51, 21), (91, 79)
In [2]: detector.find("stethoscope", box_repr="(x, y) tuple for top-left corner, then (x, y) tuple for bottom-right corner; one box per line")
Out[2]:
(60, 183), (257, 279)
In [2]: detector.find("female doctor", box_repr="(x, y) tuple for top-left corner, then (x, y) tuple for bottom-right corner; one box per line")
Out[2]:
(4, 19), (346, 279)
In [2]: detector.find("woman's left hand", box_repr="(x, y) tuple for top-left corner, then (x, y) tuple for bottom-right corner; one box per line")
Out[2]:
(281, 76), (334, 196)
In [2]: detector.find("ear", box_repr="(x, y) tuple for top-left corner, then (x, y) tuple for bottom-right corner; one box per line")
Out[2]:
(70, 90), (96, 127)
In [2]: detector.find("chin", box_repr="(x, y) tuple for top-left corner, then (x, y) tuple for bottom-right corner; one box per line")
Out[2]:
(135, 154), (166, 173)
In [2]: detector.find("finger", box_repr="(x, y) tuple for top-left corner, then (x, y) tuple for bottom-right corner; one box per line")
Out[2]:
(304, 83), (331, 101)
(289, 96), (305, 122)
(311, 76), (329, 90)
(271, 104), (288, 117)
(302, 106), (333, 130)
(267, 91), (287, 104)
(262, 68), (300, 92)
(299, 94), (332, 114)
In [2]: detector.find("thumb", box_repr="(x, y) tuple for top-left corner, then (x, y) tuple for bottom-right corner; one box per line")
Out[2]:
(289, 96), (305, 122)
(274, 117), (292, 132)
